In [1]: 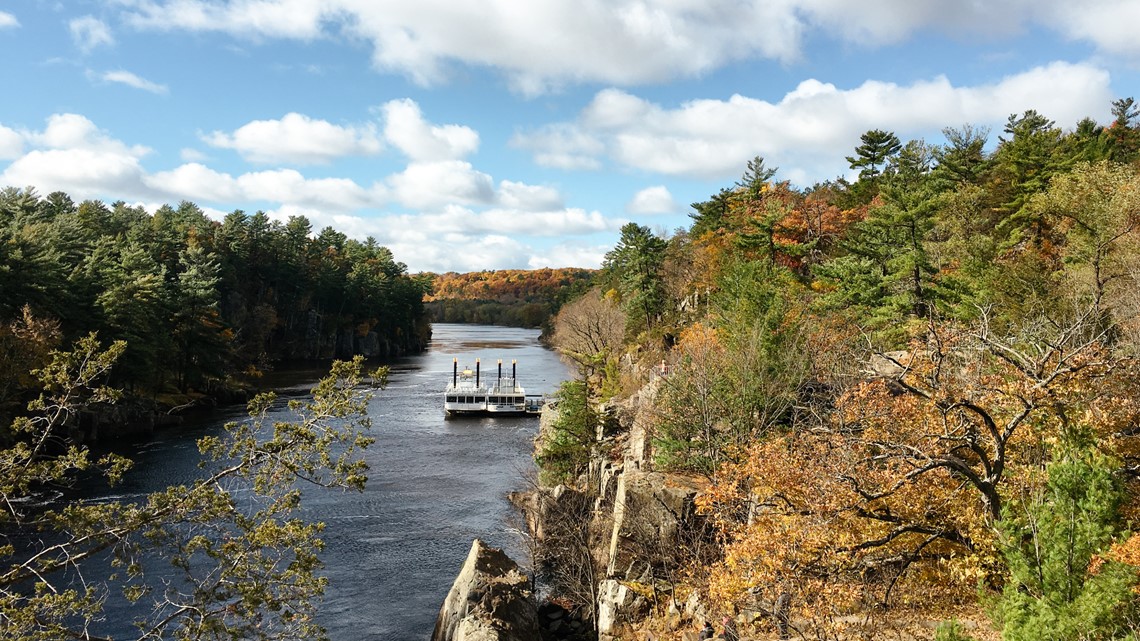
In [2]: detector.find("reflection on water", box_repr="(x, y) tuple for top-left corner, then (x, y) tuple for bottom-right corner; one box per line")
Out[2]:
(75, 324), (572, 641)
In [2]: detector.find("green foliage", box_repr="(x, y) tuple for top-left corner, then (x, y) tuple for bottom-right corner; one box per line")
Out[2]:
(603, 223), (668, 335)
(654, 262), (809, 474)
(934, 619), (977, 641)
(0, 187), (430, 398)
(996, 439), (1140, 641)
(1, 337), (387, 640)
(846, 129), (902, 204)
(536, 379), (596, 486)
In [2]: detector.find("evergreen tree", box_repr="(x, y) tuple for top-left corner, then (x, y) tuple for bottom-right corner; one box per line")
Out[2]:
(847, 129), (902, 182)
(689, 188), (733, 237)
(992, 110), (1067, 244)
(997, 439), (1139, 641)
(603, 223), (667, 334)
(536, 379), (596, 485)
(1107, 97), (1140, 164)
(169, 244), (229, 392)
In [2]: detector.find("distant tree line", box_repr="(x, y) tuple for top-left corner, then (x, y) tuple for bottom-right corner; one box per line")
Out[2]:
(423, 267), (595, 328)
(0, 188), (430, 419)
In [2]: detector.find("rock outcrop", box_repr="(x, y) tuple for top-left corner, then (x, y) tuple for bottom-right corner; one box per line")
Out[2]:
(431, 539), (540, 641)
(515, 385), (712, 640)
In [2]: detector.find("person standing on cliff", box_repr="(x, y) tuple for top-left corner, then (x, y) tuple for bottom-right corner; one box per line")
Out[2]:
(719, 615), (739, 641)
(715, 611), (743, 634)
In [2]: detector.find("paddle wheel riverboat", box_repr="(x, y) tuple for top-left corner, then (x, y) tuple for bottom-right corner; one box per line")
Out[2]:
(445, 358), (541, 417)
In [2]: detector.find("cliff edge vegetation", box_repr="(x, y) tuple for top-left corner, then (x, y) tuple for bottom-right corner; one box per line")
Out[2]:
(528, 103), (1140, 640)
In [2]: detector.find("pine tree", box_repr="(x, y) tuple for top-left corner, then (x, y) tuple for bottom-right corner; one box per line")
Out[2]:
(997, 439), (1139, 641)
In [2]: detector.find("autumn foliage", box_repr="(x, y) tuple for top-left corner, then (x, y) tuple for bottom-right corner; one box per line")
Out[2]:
(548, 105), (1140, 638)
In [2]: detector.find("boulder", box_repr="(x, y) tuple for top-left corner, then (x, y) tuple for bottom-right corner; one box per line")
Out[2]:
(431, 539), (539, 641)
(596, 578), (649, 638)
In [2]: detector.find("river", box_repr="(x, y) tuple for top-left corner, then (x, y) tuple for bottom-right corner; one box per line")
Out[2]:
(79, 324), (572, 640)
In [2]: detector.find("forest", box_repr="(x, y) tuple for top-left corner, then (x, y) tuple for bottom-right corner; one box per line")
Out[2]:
(541, 99), (1140, 639)
(424, 267), (595, 328)
(0, 192), (430, 431)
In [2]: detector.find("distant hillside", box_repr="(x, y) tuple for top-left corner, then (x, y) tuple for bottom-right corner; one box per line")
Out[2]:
(422, 267), (596, 328)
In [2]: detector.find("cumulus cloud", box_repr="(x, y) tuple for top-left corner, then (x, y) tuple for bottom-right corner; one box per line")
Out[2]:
(527, 243), (609, 270)
(0, 11), (18, 29)
(388, 160), (495, 209)
(27, 113), (152, 156)
(0, 125), (22, 160)
(69, 16), (114, 53)
(0, 114), (151, 200)
(516, 62), (1114, 184)
(180, 147), (209, 162)
(92, 70), (169, 94)
(3, 149), (146, 198)
(146, 164), (386, 212)
(121, 0), (326, 39)
(497, 180), (563, 211)
(382, 99), (479, 161)
(116, 1), (1139, 93)
(626, 186), (677, 215)
(0, 113), (390, 213)
(366, 211), (613, 272)
(203, 112), (383, 164)
(1039, 1), (1140, 61)
(509, 124), (604, 170)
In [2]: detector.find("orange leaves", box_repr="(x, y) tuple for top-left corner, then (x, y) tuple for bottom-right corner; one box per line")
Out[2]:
(700, 428), (984, 619)
(694, 312), (1140, 621)
(425, 267), (595, 303)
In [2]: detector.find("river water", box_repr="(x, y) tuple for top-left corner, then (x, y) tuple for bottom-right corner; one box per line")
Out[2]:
(79, 324), (572, 640)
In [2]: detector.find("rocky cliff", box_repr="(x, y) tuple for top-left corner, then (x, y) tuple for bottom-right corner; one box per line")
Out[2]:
(431, 539), (540, 641)
(520, 379), (711, 640)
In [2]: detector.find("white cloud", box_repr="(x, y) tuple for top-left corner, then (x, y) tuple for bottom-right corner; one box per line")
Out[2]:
(517, 62), (1113, 184)
(626, 186), (677, 215)
(28, 113), (152, 156)
(145, 163), (241, 202)
(527, 243), (609, 270)
(93, 70), (169, 94)
(203, 112), (383, 164)
(237, 170), (381, 211)
(0, 125), (22, 160)
(69, 16), (114, 53)
(0, 113), (390, 213)
(0, 11), (18, 29)
(388, 160), (495, 209)
(497, 180), (563, 211)
(145, 163), (386, 212)
(180, 147), (209, 162)
(0, 114), (152, 200)
(2, 148), (147, 199)
(122, 0), (326, 39)
(382, 99), (478, 161)
(115, 1), (1140, 94)
(339, 197), (620, 271)
(509, 124), (603, 170)
(1045, 1), (1140, 60)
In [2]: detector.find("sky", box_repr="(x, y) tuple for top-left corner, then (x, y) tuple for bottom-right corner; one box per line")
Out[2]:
(1, 1), (1138, 273)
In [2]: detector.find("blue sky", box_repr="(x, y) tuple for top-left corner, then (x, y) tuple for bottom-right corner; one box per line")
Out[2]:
(1, 1), (1138, 273)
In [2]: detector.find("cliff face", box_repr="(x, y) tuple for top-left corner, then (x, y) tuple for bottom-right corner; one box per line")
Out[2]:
(527, 380), (710, 640)
(431, 539), (540, 641)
